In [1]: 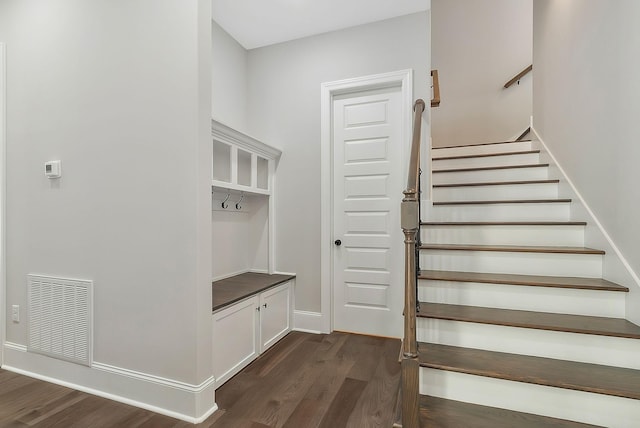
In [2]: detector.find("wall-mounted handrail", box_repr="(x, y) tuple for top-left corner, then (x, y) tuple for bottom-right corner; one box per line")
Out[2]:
(431, 70), (441, 107)
(504, 64), (532, 88)
(515, 127), (531, 142)
(400, 99), (425, 428)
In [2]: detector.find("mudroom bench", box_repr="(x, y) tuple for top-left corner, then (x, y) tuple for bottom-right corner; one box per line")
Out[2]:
(212, 272), (295, 388)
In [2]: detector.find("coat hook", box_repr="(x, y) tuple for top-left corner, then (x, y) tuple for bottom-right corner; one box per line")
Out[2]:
(221, 193), (230, 209)
(235, 194), (244, 210)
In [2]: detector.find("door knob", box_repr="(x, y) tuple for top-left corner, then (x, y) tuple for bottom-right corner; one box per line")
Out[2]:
(334, 239), (342, 246)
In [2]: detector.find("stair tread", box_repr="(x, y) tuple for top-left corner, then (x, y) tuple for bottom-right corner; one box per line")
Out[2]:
(434, 140), (532, 149)
(419, 270), (628, 292)
(433, 198), (571, 205)
(417, 302), (640, 339)
(418, 342), (640, 400)
(433, 163), (548, 173)
(419, 395), (602, 428)
(420, 244), (604, 255)
(422, 221), (587, 226)
(434, 179), (559, 188)
(433, 149), (540, 161)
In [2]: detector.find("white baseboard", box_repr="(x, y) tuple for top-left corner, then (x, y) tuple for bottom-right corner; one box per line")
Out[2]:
(2, 342), (218, 423)
(531, 126), (640, 325)
(293, 310), (323, 334)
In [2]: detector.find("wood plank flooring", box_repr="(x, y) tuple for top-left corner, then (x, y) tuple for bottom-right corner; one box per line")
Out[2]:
(0, 332), (400, 427)
(418, 396), (602, 428)
(418, 342), (640, 400)
(418, 302), (640, 338)
(419, 270), (629, 292)
(212, 273), (295, 311)
(420, 244), (603, 254)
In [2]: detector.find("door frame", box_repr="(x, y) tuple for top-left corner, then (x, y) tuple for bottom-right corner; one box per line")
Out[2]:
(320, 69), (413, 334)
(0, 42), (6, 366)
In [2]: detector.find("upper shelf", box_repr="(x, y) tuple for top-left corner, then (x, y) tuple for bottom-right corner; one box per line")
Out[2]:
(211, 119), (282, 196)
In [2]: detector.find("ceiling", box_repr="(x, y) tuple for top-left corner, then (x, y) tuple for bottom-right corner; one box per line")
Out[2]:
(212, 0), (429, 50)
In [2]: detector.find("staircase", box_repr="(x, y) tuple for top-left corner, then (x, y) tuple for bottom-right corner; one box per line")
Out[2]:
(398, 135), (640, 427)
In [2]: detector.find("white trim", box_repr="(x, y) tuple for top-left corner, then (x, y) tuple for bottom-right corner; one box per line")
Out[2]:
(0, 42), (5, 367)
(293, 310), (323, 334)
(273, 270), (297, 276)
(4, 341), (26, 352)
(531, 126), (640, 288)
(531, 126), (640, 325)
(3, 343), (218, 423)
(92, 362), (216, 393)
(212, 269), (250, 282)
(211, 118), (282, 159)
(320, 69), (414, 334)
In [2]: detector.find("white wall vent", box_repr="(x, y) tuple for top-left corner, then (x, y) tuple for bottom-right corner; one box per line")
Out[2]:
(27, 274), (93, 366)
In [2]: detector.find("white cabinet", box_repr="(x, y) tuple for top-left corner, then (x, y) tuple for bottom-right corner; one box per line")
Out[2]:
(211, 120), (281, 196)
(212, 281), (292, 388)
(211, 296), (259, 388)
(259, 282), (292, 352)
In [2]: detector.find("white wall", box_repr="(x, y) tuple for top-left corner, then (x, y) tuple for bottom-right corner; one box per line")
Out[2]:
(0, 0), (213, 417)
(246, 12), (430, 313)
(212, 20), (248, 133)
(431, 0), (532, 147)
(211, 194), (269, 280)
(533, 0), (640, 323)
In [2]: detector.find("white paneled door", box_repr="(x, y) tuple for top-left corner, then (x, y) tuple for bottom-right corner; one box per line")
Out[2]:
(332, 87), (404, 338)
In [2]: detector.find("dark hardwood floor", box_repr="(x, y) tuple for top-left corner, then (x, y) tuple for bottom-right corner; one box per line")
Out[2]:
(0, 332), (400, 427)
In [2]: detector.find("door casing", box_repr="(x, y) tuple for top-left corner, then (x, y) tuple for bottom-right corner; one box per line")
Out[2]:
(0, 42), (7, 366)
(320, 69), (413, 334)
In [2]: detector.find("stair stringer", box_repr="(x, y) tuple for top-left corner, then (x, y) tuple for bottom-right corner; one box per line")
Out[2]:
(531, 127), (640, 326)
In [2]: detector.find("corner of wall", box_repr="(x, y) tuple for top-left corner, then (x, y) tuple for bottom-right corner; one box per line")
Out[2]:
(531, 126), (640, 326)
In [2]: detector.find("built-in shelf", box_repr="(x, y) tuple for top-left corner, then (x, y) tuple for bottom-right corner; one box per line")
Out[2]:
(211, 119), (282, 196)
(212, 272), (296, 312)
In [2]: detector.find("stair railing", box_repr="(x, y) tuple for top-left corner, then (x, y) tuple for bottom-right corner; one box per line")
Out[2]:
(400, 98), (425, 428)
(431, 70), (441, 107)
(503, 64), (533, 88)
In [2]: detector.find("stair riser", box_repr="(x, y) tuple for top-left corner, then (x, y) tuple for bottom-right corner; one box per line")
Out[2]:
(421, 251), (603, 277)
(433, 152), (540, 170)
(432, 167), (548, 185)
(417, 319), (640, 370)
(433, 182), (558, 202)
(422, 225), (585, 247)
(426, 203), (570, 222)
(420, 369), (640, 427)
(433, 141), (533, 158)
(418, 280), (625, 318)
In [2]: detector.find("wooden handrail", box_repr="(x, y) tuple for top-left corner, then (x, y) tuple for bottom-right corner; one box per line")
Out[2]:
(515, 127), (531, 142)
(431, 70), (441, 107)
(405, 100), (425, 194)
(400, 99), (425, 428)
(504, 64), (532, 88)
